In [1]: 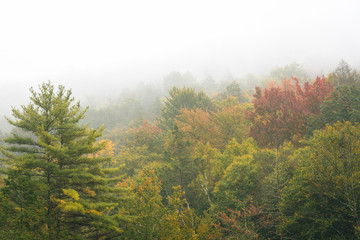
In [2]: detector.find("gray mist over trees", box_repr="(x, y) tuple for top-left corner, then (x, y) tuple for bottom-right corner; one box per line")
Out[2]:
(1, 0), (360, 132)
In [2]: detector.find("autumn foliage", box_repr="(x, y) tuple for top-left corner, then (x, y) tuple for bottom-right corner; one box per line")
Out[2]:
(248, 77), (333, 148)
(2, 73), (359, 240)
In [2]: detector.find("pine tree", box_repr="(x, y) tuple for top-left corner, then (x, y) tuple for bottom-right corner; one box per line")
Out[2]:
(0, 82), (126, 239)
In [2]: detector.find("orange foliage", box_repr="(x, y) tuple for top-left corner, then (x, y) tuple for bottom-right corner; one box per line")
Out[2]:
(176, 108), (223, 148)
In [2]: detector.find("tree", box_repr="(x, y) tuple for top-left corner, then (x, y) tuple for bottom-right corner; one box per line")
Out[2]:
(126, 120), (162, 153)
(0, 82), (125, 239)
(281, 122), (360, 239)
(189, 143), (223, 212)
(175, 108), (223, 148)
(120, 169), (201, 240)
(248, 79), (307, 148)
(0, 169), (45, 239)
(213, 153), (261, 211)
(160, 185), (198, 240)
(302, 76), (334, 117)
(212, 99), (252, 146)
(217, 81), (247, 103)
(269, 62), (308, 84)
(328, 60), (360, 87)
(307, 84), (360, 134)
(120, 169), (165, 240)
(159, 87), (214, 130)
(249, 78), (333, 147)
(210, 199), (270, 240)
(321, 85), (360, 125)
(247, 79), (322, 239)
(162, 124), (193, 196)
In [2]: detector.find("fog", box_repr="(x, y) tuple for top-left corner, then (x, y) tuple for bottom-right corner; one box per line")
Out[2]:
(1, 0), (360, 126)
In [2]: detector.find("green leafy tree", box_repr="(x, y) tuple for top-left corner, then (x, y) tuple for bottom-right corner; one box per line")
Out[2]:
(120, 169), (203, 240)
(281, 122), (360, 239)
(189, 143), (223, 212)
(308, 84), (360, 134)
(212, 99), (252, 146)
(0, 82), (126, 239)
(321, 85), (360, 126)
(213, 154), (261, 211)
(115, 145), (161, 177)
(161, 185), (198, 240)
(120, 170), (165, 240)
(162, 124), (193, 196)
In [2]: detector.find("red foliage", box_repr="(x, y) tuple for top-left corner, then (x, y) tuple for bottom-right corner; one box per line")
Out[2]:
(128, 120), (161, 147)
(209, 199), (271, 240)
(302, 76), (334, 116)
(248, 77), (333, 148)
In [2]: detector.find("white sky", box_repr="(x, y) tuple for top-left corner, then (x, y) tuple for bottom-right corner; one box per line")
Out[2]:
(1, 0), (360, 114)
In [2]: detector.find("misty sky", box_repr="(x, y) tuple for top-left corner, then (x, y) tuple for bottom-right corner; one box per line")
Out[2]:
(1, 0), (360, 115)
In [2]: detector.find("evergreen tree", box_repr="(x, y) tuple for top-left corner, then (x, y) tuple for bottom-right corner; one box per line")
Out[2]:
(0, 82), (126, 239)
(328, 60), (360, 87)
(159, 87), (214, 130)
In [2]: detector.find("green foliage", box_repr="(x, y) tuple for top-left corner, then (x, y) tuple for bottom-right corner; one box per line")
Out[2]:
(159, 87), (214, 130)
(321, 85), (360, 126)
(115, 145), (162, 177)
(307, 84), (360, 135)
(0, 169), (46, 239)
(121, 171), (201, 240)
(281, 122), (360, 239)
(120, 170), (165, 239)
(161, 185), (198, 240)
(212, 102), (252, 146)
(162, 124), (194, 197)
(189, 143), (223, 212)
(213, 154), (261, 211)
(1, 82), (127, 239)
(1, 67), (359, 239)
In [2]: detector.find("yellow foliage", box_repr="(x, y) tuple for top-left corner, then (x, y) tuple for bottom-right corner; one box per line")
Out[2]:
(89, 139), (115, 158)
(61, 202), (85, 214)
(104, 206), (115, 213)
(62, 189), (80, 201)
(50, 195), (66, 206)
(86, 209), (102, 216)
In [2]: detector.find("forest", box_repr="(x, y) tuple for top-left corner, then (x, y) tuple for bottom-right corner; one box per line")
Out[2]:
(1, 60), (360, 239)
